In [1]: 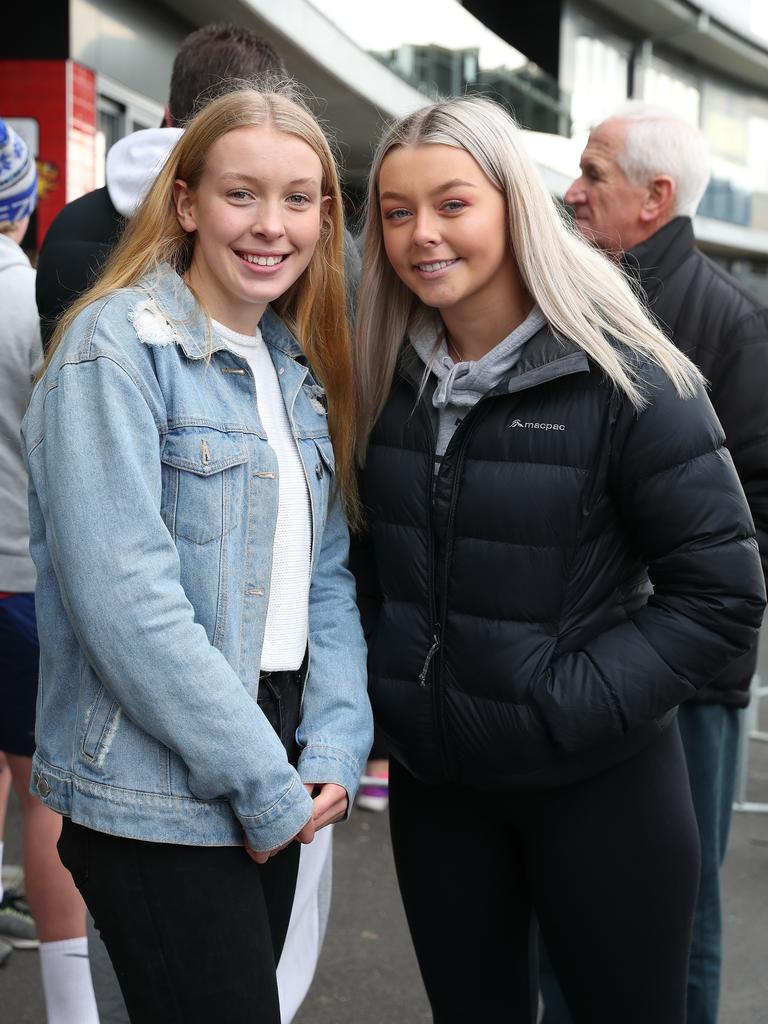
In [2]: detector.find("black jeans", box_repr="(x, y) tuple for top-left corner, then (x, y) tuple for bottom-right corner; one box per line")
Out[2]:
(389, 723), (700, 1024)
(58, 668), (304, 1024)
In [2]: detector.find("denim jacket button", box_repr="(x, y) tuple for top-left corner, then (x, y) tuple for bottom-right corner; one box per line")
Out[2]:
(35, 773), (51, 797)
(315, 463), (323, 479)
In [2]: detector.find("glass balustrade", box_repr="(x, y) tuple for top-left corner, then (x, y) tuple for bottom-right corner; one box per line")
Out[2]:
(309, 0), (571, 136)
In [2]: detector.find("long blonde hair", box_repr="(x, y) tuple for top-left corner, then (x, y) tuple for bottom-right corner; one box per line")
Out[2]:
(47, 85), (357, 513)
(355, 95), (703, 455)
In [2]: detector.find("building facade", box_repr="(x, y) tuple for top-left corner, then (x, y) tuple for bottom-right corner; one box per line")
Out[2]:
(2, 0), (767, 298)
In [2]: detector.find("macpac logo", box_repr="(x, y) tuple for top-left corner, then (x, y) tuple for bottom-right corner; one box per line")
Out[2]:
(508, 419), (566, 431)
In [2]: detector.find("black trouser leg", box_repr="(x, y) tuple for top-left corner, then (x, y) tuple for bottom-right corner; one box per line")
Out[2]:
(58, 819), (299, 1024)
(528, 723), (700, 1024)
(389, 759), (538, 1024)
(389, 724), (699, 1024)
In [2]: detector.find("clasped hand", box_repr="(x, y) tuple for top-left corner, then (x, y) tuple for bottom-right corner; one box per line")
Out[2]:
(244, 782), (348, 865)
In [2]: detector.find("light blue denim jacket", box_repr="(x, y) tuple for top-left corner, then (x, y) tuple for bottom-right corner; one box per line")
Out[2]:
(22, 267), (372, 852)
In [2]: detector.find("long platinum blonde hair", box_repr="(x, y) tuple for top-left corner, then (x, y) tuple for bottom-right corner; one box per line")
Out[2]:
(355, 95), (703, 455)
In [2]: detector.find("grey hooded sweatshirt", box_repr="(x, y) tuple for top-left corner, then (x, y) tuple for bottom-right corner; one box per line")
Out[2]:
(0, 233), (42, 590)
(409, 304), (547, 460)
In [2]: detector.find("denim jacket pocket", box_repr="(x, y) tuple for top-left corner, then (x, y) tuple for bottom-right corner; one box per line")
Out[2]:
(161, 428), (249, 545)
(314, 435), (335, 473)
(81, 685), (121, 766)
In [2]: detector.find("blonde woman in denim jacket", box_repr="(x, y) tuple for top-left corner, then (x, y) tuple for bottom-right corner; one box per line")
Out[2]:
(22, 86), (372, 1024)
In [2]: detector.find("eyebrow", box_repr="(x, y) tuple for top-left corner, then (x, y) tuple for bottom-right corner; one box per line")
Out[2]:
(380, 178), (478, 201)
(219, 173), (320, 188)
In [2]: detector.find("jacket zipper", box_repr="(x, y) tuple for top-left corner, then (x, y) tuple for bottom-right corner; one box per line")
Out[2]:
(415, 391), (440, 687)
(431, 398), (497, 781)
(418, 628), (440, 687)
(399, 351), (589, 779)
(396, 373), (450, 777)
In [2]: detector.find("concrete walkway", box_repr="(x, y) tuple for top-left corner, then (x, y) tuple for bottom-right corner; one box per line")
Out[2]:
(2, 714), (766, 1023)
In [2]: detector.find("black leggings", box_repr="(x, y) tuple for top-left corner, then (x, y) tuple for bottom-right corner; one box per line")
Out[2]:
(57, 668), (303, 1024)
(389, 723), (700, 1024)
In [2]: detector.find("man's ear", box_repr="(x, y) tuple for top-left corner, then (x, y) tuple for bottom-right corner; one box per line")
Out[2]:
(641, 176), (675, 224)
(173, 179), (196, 233)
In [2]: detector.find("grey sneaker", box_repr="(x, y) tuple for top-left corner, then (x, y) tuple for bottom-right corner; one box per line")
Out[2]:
(0, 937), (12, 966)
(0, 893), (38, 949)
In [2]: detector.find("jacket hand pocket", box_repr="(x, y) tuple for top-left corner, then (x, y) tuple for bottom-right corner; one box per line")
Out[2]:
(81, 684), (121, 766)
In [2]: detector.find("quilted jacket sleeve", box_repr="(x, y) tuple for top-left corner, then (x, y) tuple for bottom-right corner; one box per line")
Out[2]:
(348, 512), (383, 642)
(532, 367), (766, 753)
(710, 310), (768, 580)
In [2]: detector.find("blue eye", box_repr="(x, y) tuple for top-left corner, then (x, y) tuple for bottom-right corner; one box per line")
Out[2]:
(287, 194), (311, 206)
(383, 208), (410, 220)
(228, 189), (252, 201)
(441, 199), (466, 212)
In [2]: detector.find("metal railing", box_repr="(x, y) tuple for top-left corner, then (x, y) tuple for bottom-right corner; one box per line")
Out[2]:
(733, 674), (768, 813)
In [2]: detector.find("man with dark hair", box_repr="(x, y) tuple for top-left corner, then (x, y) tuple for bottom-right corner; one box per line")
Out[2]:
(36, 24), (289, 349)
(167, 23), (287, 125)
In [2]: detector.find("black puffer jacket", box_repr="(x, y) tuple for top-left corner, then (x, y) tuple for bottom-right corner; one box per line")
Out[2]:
(626, 217), (768, 707)
(355, 326), (765, 790)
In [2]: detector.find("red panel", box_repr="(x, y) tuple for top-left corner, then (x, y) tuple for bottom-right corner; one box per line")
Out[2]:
(71, 62), (96, 132)
(66, 62), (97, 204)
(0, 59), (96, 247)
(0, 60), (67, 246)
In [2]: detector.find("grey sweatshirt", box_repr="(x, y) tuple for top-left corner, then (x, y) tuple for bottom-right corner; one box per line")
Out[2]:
(409, 305), (547, 458)
(0, 233), (42, 590)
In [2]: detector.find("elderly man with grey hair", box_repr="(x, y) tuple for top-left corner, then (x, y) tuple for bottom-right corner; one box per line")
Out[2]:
(539, 103), (768, 1024)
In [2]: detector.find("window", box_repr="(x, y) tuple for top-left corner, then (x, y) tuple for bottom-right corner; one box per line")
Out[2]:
(95, 75), (164, 183)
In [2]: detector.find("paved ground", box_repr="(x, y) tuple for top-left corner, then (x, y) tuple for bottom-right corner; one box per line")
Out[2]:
(2, 711), (767, 1023)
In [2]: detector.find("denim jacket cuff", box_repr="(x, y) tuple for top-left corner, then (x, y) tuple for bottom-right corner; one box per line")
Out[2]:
(238, 774), (313, 853)
(297, 743), (365, 815)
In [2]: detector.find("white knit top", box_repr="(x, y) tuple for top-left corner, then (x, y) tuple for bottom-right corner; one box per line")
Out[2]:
(214, 321), (311, 671)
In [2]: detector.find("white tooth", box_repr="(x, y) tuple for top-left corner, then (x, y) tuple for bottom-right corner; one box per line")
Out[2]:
(420, 259), (454, 272)
(243, 253), (284, 266)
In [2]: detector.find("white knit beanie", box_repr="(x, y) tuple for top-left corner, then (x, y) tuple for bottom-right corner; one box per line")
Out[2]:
(0, 119), (37, 225)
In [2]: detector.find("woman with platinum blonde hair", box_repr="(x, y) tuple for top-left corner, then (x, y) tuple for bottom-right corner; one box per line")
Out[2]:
(23, 85), (372, 1023)
(352, 95), (764, 1023)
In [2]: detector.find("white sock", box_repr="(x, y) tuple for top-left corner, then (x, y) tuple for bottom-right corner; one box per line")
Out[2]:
(39, 937), (100, 1024)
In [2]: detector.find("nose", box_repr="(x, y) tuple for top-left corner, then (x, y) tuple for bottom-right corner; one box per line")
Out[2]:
(251, 200), (286, 242)
(412, 208), (441, 248)
(564, 177), (585, 207)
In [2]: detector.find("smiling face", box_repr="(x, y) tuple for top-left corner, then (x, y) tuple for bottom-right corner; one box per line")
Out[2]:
(174, 123), (328, 333)
(564, 120), (650, 255)
(378, 143), (521, 328)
